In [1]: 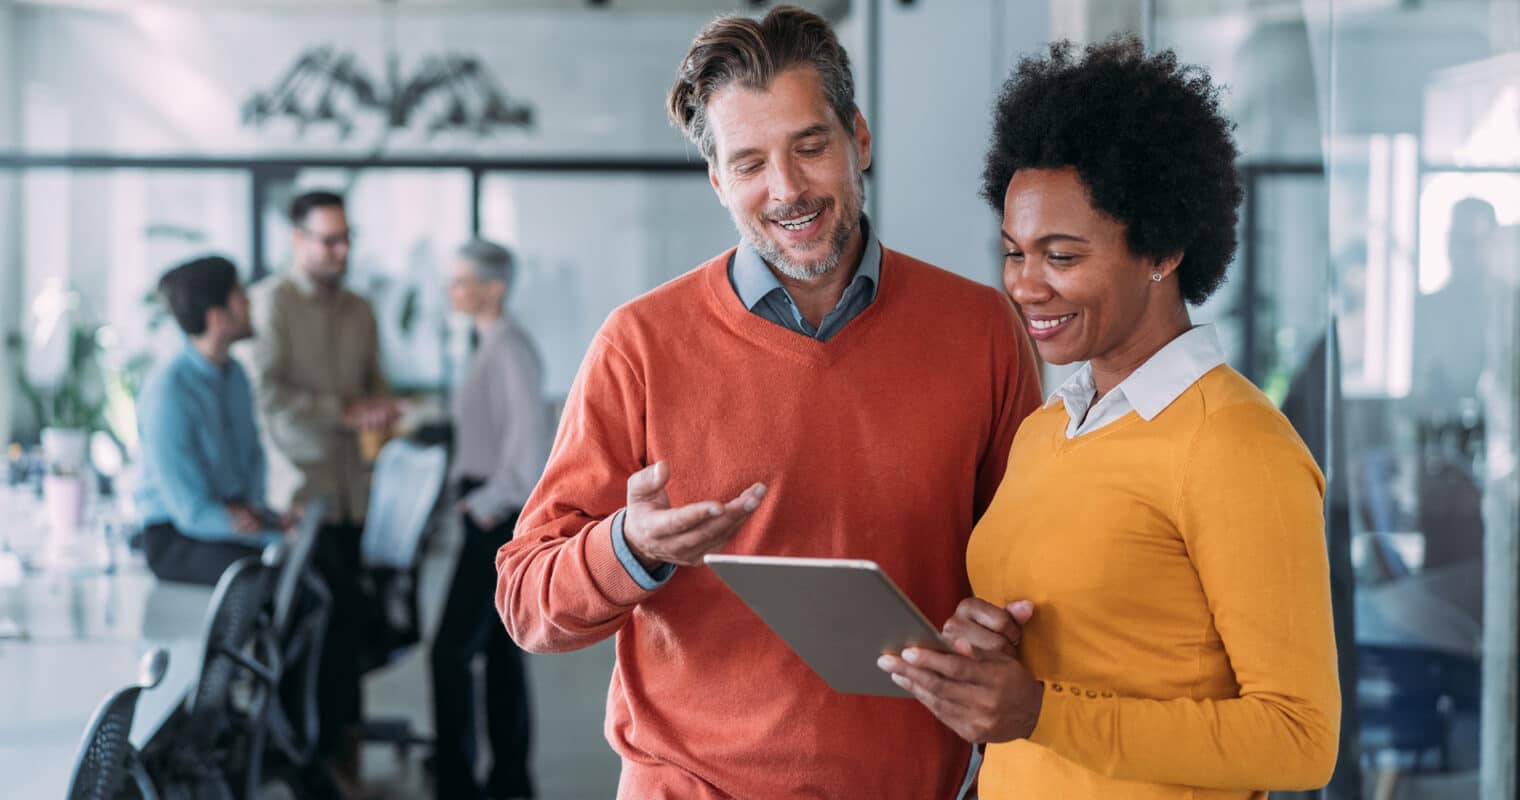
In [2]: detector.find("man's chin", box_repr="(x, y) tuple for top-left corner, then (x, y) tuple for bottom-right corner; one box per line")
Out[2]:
(307, 267), (346, 284)
(772, 259), (838, 281)
(755, 240), (838, 277)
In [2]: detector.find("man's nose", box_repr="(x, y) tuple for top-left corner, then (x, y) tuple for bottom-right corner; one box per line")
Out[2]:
(767, 157), (806, 207)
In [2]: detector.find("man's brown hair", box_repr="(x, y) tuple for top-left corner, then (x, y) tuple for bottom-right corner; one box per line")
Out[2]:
(667, 5), (857, 162)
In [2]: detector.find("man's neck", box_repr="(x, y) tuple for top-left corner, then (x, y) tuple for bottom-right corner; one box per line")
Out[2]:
(770, 228), (865, 329)
(300, 266), (341, 298)
(473, 309), (503, 333)
(191, 334), (229, 365)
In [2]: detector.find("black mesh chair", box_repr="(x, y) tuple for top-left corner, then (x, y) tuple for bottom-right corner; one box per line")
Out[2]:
(67, 647), (170, 800)
(155, 556), (280, 800)
(263, 499), (331, 771)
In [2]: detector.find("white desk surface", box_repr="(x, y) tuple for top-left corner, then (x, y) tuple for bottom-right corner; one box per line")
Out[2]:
(0, 566), (213, 798)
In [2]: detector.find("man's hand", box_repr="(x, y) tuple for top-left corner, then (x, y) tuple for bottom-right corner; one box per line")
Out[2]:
(456, 497), (498, 530)
(942, 599), (1034, 657)
(226, 503), (263, 535)
(622, 462), (766, 569)
(343, 396), (403, 430)
(278, 501), (306, 532)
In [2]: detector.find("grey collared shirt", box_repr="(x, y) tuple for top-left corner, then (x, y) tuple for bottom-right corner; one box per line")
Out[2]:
(610, 217), (885, 589)
(727, 216), (883, 342)
(449, 315), (554, 522)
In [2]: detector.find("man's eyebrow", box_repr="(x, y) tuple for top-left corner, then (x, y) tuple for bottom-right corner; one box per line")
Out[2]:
(724, 125), (834, 165)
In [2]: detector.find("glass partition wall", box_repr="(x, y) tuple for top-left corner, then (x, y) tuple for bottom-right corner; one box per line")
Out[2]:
(1318, 2), (1518, 798)
(1157, 2), (1517, 797)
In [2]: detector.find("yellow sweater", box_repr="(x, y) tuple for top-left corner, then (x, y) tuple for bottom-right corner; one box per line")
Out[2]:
(968, 365), (1340, 799)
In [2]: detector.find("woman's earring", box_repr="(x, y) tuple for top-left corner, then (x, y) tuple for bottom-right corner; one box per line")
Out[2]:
(1151, 272), (1163, 282)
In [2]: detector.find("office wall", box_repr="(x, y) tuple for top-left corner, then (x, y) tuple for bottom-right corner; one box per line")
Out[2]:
(0, 0), (17, 447)
(874, 0), (1051, 287)
(10, 6), (752, 397)
(1, 1), (1061, 414)
(15, 6), (764, 157)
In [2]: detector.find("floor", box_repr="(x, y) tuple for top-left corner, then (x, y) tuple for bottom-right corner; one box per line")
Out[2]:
(357, 518), (622, 800)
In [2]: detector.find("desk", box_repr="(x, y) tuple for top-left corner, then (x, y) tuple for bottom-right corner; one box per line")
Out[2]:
(0, 568), (213, 797)
(1354, 559), (1484, 655)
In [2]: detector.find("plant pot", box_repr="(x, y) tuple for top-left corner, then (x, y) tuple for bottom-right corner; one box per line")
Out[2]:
(42, 428), (90, 474)
(44, 474), (86, 534)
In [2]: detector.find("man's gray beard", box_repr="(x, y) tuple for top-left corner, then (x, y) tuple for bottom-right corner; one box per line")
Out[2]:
(737, 174), (865, 281)
(751, 226), (849, 280)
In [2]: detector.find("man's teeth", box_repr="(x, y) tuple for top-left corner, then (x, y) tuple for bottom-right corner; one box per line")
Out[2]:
(1031, 314), (1075, 331)
(777, 210), (822, 230)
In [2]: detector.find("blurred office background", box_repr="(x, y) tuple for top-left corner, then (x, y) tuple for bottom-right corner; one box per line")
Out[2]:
(0, 0), (1516, 798)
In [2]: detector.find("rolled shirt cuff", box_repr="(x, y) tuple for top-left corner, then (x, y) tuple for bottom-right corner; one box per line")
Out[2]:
(610, 509), (676, 590)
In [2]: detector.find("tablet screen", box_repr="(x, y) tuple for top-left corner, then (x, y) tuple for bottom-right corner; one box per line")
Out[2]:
(705, 554), (949, 697)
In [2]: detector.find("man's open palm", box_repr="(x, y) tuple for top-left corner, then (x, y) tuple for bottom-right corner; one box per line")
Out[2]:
(622, 462), (767, 568)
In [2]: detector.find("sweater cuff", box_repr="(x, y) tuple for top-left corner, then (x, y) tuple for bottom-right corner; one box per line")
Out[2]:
(610, 510), (676, 590)
(584, 512), (670, 606)
(1027, 679), (1113, 756)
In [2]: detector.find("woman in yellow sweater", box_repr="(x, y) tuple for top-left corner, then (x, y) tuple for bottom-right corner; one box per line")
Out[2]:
(878, 37), (1340, 798)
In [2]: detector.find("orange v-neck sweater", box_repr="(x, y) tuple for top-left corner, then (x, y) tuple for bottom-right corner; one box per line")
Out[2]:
(969, 365), (1340, 799)
(498, 248), (1043, 799)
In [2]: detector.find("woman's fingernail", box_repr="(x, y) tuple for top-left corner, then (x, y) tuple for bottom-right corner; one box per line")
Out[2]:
(743, 498), (759, 512)
(891, 674), (911, 689)
(708, 505), (723, 517)
(752, 483), (767, 497)
(876, 656), (893, 671)
(902, 649), (919, 664)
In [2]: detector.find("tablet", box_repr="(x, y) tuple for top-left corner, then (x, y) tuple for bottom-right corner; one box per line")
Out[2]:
(704, 554), (949, 698)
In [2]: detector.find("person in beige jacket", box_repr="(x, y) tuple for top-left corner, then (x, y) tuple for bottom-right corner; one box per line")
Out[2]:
(245, 189), (400, 792)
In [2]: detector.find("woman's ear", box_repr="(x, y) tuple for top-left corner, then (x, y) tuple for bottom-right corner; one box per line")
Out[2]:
(1153, 251), (1184, 281)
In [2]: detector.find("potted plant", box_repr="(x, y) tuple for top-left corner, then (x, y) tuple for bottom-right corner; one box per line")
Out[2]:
(15, 283), (108, 532)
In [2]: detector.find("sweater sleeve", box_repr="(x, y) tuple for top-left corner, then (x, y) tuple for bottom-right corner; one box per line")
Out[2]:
(975, 300), (1044, 520)
(1027, 403), (1341, 791)
(495, 324), (663, 653)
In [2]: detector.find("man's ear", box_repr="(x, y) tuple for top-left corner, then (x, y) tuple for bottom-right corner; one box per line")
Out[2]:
(709, 164), (729, 209)
(852, 108), (872, 172)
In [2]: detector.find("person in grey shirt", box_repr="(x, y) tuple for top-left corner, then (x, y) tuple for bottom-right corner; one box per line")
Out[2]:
(431, 238), (552, 800)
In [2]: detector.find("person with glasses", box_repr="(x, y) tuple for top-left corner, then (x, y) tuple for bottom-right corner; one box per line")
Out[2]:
(244, 189), (398, 791)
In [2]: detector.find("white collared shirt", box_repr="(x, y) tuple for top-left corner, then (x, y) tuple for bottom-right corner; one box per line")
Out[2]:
(1049, 324), (1227, 438)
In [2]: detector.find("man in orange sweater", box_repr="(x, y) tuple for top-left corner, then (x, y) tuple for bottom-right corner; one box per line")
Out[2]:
(495, 6), (1042, 798)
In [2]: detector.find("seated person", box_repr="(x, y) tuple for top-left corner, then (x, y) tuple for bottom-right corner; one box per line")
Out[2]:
(136, 255), (287, 585)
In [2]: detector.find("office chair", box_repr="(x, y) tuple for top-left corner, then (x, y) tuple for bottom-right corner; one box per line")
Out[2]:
(156, 556), (280, 800)
(66, 647), (170, 800)
(357, 439), (449, 761)
(1358, 643), (1481, 800)
(263, 499), (331, 772)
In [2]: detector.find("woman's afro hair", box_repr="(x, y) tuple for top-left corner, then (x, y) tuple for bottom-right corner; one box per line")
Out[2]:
(982, 36), (1243, 305)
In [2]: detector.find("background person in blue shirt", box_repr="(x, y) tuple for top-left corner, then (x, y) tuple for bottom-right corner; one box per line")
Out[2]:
(136, 255), (289, 585)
